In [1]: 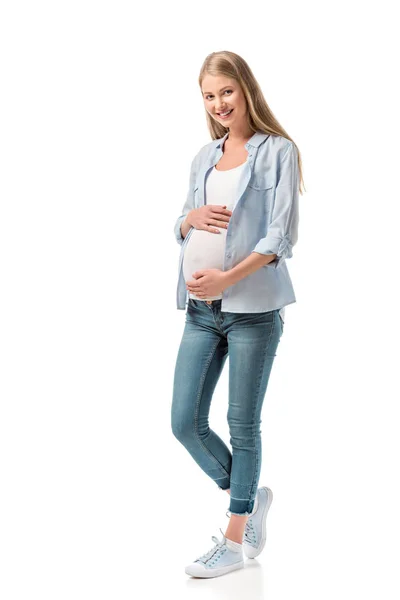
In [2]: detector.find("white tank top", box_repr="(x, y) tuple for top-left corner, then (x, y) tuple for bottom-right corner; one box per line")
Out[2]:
(182, 161), (246, 301)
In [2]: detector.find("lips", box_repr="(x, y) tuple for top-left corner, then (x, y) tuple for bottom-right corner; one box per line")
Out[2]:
(217, 109), (234, 118)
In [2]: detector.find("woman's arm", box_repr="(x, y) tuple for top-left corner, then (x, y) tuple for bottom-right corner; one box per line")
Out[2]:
(174, 151), (201, 245)
(223, 251), (278, 287)
(252, 141), (300, 269)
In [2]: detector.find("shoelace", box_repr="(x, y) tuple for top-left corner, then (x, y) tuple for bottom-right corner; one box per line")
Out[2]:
(244, 519), (256, 544)
(195, 528), (227, 564)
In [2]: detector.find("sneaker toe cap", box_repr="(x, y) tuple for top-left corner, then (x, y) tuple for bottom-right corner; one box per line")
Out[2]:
(185, 562), (208, 577)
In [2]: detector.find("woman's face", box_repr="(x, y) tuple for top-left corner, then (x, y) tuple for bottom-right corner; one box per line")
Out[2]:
(201, 74), (248, 127)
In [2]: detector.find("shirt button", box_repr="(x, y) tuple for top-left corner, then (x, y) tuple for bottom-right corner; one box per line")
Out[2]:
(227, 253), (231, 258)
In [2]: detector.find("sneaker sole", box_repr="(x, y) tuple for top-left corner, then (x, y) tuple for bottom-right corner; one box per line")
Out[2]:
(185, 560), (244, 578)
(244, 486), (273, 559)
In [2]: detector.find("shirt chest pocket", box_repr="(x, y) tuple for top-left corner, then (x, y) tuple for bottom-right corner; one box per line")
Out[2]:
(246, 175), (275, 224)
(248, 174), (275, 191)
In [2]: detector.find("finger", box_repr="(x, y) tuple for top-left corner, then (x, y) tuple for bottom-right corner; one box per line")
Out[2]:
(188, 287), (205, 296)
(209, 212), (231, 222)
(210, 206), (233, 216)
(205, 225), (222, 233)
(207, 220), (228, 229)
(210, 222), (228, 229)
(187, 278), (202, 286)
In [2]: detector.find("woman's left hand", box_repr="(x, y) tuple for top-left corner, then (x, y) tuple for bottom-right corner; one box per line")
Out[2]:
(186, 269), (230, 299)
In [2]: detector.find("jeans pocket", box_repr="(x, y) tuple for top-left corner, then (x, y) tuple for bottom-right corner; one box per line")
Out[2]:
(187, 298), (201, 311)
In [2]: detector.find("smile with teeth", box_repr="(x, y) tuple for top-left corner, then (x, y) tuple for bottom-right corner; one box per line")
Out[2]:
(217, 109), (233, 118)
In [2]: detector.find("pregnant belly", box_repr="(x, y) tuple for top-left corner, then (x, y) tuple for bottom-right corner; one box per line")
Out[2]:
(182, 228), (227, 282)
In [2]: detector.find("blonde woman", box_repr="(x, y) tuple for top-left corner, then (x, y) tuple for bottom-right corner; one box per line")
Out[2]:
(171, 50), (305, 578)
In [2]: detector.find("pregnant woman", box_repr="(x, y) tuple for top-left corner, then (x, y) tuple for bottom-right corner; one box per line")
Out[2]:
(171, 50), (305, 578)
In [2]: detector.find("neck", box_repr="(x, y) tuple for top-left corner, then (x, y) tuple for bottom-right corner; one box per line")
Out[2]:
(226, 126), (254, 146)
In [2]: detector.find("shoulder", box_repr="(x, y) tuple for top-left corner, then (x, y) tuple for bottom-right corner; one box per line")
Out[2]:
(198, 138), (220, 157)
(260, 136), (298, 167)
(191, 138), (219, 168)
(264, 134), (294, 155)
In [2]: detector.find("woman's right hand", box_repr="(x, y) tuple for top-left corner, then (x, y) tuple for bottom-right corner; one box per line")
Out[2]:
(187, 205), (232, 233)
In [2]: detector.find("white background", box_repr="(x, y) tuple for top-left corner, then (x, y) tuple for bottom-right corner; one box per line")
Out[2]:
(1, 1), (399, 598)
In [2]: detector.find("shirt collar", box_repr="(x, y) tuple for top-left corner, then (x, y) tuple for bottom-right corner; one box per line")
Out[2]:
(215, 130), (269, 149)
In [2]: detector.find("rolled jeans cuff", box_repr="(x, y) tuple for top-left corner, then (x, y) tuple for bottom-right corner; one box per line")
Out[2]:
(228, 496), (256, 516)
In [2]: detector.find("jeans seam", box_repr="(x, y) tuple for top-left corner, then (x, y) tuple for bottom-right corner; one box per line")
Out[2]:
(249, 310), (276, 505)
(230, 496), (253, 501)
(194, 337), (231, 481)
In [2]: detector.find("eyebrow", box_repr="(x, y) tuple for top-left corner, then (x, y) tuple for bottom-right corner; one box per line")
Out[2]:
(202, 85), (233, 96)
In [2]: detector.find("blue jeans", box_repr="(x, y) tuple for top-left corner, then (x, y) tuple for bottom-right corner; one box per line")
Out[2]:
(171, 298), (284, 516)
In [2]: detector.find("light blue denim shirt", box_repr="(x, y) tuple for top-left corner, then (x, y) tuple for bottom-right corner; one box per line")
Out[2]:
(173, 131), (300, 318)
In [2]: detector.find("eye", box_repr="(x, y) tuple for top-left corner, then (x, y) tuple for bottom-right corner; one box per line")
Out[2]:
(205, 89), (233, 100)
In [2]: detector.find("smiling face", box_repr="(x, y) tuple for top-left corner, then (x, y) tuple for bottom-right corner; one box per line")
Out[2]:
(201, 74), (248, 127)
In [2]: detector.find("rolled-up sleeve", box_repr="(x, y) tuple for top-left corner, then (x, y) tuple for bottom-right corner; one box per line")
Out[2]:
(173, 152), (199, 245)
(252, 141), (300, 269)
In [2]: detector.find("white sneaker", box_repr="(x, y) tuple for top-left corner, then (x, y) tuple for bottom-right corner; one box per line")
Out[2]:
(242, 486), (273, 558)
(185, 528), (244, 578)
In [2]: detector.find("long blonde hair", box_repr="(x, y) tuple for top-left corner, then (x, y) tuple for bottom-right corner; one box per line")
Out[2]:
(199, 51), (306, 195)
